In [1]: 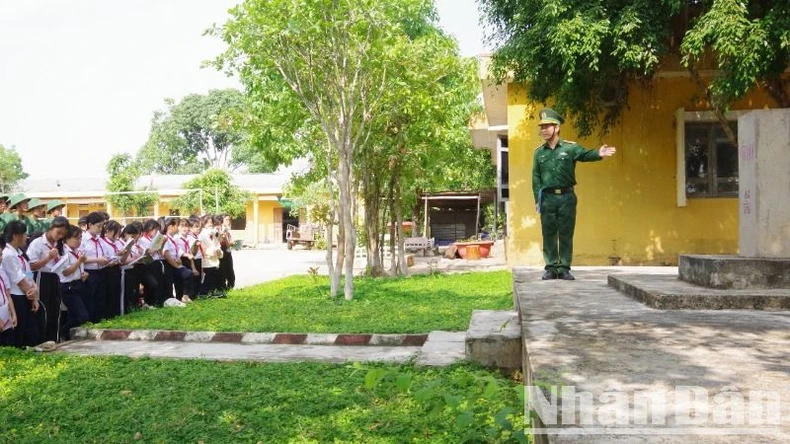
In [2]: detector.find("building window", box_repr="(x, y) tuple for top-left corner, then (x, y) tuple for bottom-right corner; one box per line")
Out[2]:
(497, 136), (509, 201)
(676, 109), (747, 206)
(230, 214), (246, 230)
(684, 121), (738, 198)
(169, 209), (180, 216)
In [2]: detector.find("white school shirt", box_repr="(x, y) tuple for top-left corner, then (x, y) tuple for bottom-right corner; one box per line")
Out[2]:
(101, 236), (121, 257)
(81, 233), (107, 271)
(174, 234), (191, 258)
(162, 234), (180, 262)
(199, 228), (221, 268)
(27, 234), (62, 273)
(137, 234), (164, 261)
(58, 245), (84, 283)
(122, 239), (143, 270)
(2, 245), (32, 295)
(0, 268), (13, 331)
(189, 233), (203, 260)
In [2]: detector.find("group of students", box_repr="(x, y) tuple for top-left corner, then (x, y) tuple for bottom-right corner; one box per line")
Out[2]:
(0, 192), (237, 348)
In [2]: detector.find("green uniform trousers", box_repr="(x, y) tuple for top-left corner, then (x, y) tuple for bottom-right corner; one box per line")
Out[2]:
(540, 192), (577, 273)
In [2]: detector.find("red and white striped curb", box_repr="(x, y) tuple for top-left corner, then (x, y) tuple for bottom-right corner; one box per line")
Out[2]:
(70, 328), (428, 346)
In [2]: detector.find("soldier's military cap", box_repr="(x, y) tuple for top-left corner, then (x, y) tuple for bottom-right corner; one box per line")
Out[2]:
(47, 200), (65, 214)
(538, 108), (564, 125)
(8, 193), (30, 210)
(28, 198), (46, 211)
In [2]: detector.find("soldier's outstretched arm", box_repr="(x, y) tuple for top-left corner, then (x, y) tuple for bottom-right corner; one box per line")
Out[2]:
(599, 145), (616, 157)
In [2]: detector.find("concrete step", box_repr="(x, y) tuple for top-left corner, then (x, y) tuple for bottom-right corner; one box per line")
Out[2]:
(609, 274), (790, 310)
(465, 310), (521, 370)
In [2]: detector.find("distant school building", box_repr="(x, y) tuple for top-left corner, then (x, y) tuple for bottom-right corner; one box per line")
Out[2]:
(471, 55), (779, 266)
(20, 174), (298, 247)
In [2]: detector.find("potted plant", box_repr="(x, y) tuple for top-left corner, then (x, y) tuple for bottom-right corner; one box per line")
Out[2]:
(453, 237), (495, 259)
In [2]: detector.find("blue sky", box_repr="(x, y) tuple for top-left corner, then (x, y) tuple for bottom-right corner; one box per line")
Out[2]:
(0, 0), (489, 180)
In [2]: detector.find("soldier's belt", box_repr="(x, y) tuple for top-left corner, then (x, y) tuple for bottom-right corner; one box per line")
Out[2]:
(543, 186), (574, 195)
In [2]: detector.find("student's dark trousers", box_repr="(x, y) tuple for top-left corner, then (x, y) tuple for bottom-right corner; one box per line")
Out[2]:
(60, 280), (89, 340)
(10, 294), (43, 347)
(84, 269), (105, 323)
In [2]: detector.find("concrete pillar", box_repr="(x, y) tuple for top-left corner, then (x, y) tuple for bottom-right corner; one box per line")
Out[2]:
(153, 203), (160, 219)
(253, 199), (260, 247)
(106, 200), (113, 219)
(738, 109), (790, 257)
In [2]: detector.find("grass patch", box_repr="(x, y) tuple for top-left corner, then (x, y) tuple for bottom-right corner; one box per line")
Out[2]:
(97, 271), (513, 333)
(0, 349), (525, 443)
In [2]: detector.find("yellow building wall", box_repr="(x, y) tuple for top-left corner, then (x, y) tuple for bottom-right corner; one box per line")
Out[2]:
(506, 78), (775, 266)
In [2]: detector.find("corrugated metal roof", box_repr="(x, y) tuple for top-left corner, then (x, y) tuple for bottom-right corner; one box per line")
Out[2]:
(20, 173), (289, 197)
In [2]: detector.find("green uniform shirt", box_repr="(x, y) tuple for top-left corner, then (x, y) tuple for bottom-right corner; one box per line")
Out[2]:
(532, 140), (602, 203)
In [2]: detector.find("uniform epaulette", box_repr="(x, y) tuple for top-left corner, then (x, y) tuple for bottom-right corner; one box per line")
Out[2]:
(534, 144), (544, 151)
(562, 140), (576, 145)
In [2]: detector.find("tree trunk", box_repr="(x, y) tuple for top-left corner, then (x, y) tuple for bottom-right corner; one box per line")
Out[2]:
(762, 77), (790, 108)
(394, 177), (408, 276)
(337, 145), (356, 301)
(325, 150), (340, 298)
(362, 165), (385, 276)
(689, 67), (737, 146)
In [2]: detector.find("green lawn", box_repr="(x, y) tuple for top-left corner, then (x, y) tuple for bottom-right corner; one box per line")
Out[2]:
(97, 271), (513, 333)
(0, 349), (526, 443)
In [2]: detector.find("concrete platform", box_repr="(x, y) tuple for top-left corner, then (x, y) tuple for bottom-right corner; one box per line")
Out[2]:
(609, 274), (790, 310)
(514, 267), (790, 443)
(679, 255), (790, 289)
(57, 340), (423, 364)
(465, 310), (521, 370)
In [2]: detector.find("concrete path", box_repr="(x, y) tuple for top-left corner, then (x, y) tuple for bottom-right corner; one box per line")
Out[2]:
(232, 240), (509, 288)
(514, 267), (790, 443)
(57, 331), (468, 366)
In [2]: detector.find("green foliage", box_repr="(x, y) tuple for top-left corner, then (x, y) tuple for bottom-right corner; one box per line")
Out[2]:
(105, 153), (159, 216)
(283, 177), (332, 225)
(0, 144), (28, 193)
(480, 0), (790, 136)
(681, 0), (790, 109)
(361, 363), (527, 443)
(97, 271), (514, 333)
(0, 350), (522, 443)
(169, 168), (252, 217)
(136, 89), (264, 174)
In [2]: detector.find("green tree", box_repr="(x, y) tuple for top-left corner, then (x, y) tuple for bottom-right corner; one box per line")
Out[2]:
(358, 16), (492, 276)
(213, 0), (413, 300)
(137, 89), (266, 174)
(105, 153), (159, 218)
(0, 144), (28, 193)
(479, 0), (790, 138)
(169, 168), (252, 218)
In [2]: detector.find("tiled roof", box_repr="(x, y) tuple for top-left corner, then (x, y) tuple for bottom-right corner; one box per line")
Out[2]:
(20, 173), (289, 197)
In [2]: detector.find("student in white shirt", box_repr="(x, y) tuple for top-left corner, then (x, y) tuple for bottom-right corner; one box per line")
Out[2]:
(1, 221), (41, 347)
(80, 212), (108, 323)
(188, 217), (203, 297)
(58, 225), (89, 340)
(198, 215), (223, 296)
(120, 222), (142, 313)
(0, 260), (18, 346)
(218, 214), (236, 290)
(137, 219), (165, 306)
(171, 218), (196, 303)
(100, 220), (126, 319)
(26, 216), (68, 342)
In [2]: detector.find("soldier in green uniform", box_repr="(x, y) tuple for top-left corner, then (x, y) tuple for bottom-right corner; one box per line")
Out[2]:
(42, 200), (65, 231)
(5, 193), (30, 225)
(26, 198), (47, 234)
(0, 194), (8, 234)
(532, 108), (617, 280)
